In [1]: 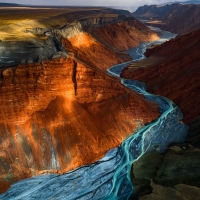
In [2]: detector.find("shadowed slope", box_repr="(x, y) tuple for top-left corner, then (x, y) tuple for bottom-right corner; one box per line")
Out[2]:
(121, 29), (200, 123)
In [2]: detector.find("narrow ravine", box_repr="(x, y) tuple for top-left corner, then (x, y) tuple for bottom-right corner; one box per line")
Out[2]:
(0, 27), (188, 200)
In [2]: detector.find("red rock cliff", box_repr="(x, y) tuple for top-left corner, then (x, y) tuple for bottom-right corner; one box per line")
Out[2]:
(0, 56), (160, 193)
(62, 33), (131, 71)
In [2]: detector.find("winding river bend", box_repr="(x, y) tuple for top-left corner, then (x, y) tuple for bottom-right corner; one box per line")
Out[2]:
(0, 27), (188, 200)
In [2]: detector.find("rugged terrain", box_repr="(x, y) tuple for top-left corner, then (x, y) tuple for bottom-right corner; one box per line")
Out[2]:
(129, 142), (200, 200)
(133, 3), (200, 35)
(0, 7), (160, 193)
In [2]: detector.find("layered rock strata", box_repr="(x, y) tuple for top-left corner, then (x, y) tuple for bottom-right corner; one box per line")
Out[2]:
(0, 7), (159, 68)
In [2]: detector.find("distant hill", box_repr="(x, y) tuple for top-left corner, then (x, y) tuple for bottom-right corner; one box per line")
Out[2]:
(181, 0), (200, 4)
(133, 3), (181, 21)
(107, 8), (132, 15)
(133, 3), (200, 34)
(110, 6), (138, 12)
(0, 2), (21, 7)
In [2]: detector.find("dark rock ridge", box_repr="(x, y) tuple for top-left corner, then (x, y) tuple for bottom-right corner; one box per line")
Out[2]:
(134, 3), (181, 21)
(0, 3), (20, 7)
(130, 142), (200, 200)
(0, 39), (67, 68)
(133, 3), (200, 35)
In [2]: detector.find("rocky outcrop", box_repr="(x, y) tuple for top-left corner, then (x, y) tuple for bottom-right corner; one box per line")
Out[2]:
(0, 39), (66, 68)
(134, 3), (200, 35)
(140, 182), (200, 200)
(130, 143), (200, 200)
(121, 29), (200, 124)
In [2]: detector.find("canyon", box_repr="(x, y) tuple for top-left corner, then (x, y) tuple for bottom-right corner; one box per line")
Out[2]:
(1, 2), (199, 199)
(121, 21), (200, 200)
(121, 28), (200, 124)
(0, 7), (160, 194)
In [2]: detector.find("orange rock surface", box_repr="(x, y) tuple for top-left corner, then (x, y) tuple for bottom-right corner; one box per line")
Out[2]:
(63, 32), (132, 71)
(0, 57), (160, 193)
(62, 19), (159, 72)
(121, 29), (200, 124)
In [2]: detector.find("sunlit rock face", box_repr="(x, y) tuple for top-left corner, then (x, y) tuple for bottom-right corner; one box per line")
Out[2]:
(121, 29), (200, 124)
(61, 19), (159, 72)
(62, 32), (131, 71)
(0, 57), (160, 193)
(0, 9), (159, 68)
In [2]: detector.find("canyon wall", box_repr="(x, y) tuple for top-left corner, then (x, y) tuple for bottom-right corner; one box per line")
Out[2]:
(121, 29), (200, 124)
(0, 57), (160, 193)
